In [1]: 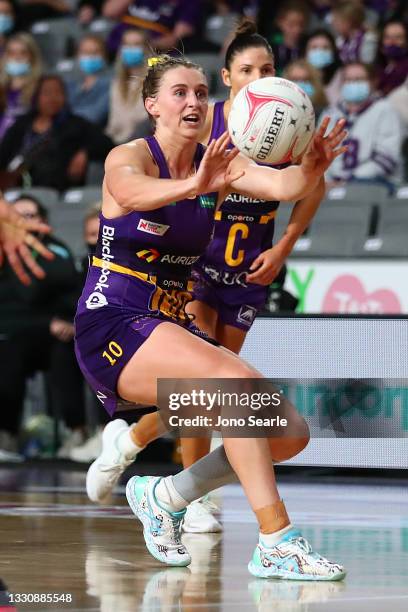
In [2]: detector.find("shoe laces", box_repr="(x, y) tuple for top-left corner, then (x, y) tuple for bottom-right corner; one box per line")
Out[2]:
(288, 534), (332, 565)
(154, 510), (183, 545)
(99, 458), (133, 483)
(290, 535), (313, 555)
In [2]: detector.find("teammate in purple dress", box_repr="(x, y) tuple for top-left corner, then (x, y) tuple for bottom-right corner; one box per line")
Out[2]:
(76, 53), (347, 579)
(119, 22), (330, 533)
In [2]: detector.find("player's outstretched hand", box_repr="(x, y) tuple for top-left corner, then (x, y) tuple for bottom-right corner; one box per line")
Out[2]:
(301, 117), (348, 178)
(193, 132), (244, 195)
(0, 198), (54, 285)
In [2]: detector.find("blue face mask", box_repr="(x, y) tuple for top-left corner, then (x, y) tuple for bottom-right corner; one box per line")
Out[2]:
(5, 60), (31, 77)
(121, 46), (144, 67)
(79, 55), (105, 75)
(296, 80), (315, 98)
(0, 13), (14, 34)
(341, 80), (370, 103)
(307, 48), (333, 69)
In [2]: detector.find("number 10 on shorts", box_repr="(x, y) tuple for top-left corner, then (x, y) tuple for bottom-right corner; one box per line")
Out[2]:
(102, 340), (123, 366)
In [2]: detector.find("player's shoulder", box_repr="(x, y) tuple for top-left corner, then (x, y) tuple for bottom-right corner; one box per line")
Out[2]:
(105, 138), (151, 169)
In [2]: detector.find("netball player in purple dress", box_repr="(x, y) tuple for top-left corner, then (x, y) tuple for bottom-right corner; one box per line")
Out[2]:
(118, 22), (329, 533)
(75, 55), (347, 579)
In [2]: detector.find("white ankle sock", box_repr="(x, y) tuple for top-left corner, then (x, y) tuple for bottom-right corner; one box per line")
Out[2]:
(116, 427), (143, 459)
(260, 524), (293, 548)
(155, 476), (188, 513)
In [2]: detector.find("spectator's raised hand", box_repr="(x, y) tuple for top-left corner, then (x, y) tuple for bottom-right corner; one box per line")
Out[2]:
(0, 198), (54, 285)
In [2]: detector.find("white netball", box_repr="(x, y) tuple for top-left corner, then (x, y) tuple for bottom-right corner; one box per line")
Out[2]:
(228, 77), (315, 165)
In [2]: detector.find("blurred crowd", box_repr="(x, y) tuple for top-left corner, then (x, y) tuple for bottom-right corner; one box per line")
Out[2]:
(0, 0), (407, 461)
(0, 0), (406, 190)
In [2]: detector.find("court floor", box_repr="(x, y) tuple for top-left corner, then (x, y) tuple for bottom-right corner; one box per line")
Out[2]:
(1, 465), (408, 611)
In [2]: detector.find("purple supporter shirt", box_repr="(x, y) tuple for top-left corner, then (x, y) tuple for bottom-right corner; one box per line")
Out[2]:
(109, 0), (203, 56)
(0, 89), (27, 141)
(337, 30), (365, 64)
(125, 0), (202, 35)
(378, 56), (408, 95)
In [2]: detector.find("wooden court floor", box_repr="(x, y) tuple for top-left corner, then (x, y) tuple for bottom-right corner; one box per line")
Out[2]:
(1, 465), (408, 611)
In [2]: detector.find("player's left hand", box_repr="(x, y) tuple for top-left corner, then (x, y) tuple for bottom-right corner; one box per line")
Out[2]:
(246, 245), (286, 285)
(301, 117), (348, 177)
(0, 199), (54, 285)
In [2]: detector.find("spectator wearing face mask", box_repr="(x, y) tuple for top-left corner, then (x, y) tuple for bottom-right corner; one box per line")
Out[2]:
(65, 34), (111, 127)
(322, 61), (403, 189)
(0, 0), (18, 57)
(331, 2), (378, 65)
(105, 28), (150, 144)
(284, 59), (328, 120)
(301, 28), (344, 107)
(0, 32), (42, 141)
(376, 20), (408, 96)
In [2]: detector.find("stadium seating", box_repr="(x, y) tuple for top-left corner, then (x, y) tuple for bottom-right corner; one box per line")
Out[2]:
(326, 182), (389, 205)
(31, 18), (78, 69)
(46, 188), (102, 258)
(205, 13), (239, 46)
(4, 187), (60, 212)
(290, 203), (373, 258)
(186, 52), (225, 96)
(49, 203), (86, 259)
(355, 234), (408, 257)
(62, 187), (102, 207)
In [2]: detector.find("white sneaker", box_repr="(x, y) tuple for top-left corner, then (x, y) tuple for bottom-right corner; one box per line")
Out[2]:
(182, 496), (223, 533)
(248, 528), (346, 581)
(70, 428), (103, 463)
(86, 420), (140, 503)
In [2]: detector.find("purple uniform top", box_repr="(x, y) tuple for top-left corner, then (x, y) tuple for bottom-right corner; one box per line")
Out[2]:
(75, 136), (217, 415)
(193, 101), (281, 329)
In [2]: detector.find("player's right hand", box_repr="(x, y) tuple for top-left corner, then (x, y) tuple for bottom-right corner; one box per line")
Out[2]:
(193, 132), (245, 195)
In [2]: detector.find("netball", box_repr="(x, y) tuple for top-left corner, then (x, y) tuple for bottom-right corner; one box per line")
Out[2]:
(228, 77), (316, 165)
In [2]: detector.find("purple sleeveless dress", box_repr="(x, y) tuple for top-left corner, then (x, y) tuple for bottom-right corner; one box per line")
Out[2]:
(75, 136), (217, 415)
(193, 101), (281, 331)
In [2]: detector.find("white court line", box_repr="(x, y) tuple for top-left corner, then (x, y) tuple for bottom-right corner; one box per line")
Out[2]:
(319, 595), (408, 602)
(105, 557), (137, 567)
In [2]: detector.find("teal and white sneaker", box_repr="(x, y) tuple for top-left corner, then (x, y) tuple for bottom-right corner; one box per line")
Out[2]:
(126, 475), (191, 567)
(248, 528), (346, 581)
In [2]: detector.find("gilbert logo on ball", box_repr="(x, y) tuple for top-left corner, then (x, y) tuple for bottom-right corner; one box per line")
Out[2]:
(228, 77), (315, 165)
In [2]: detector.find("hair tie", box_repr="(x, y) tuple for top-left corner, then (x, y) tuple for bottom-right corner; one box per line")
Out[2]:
(148, 57), (163, 67)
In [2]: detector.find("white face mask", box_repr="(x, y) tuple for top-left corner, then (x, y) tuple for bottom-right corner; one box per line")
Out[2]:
(341, 80), (370, 103)
(307, 47), (334, 68)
